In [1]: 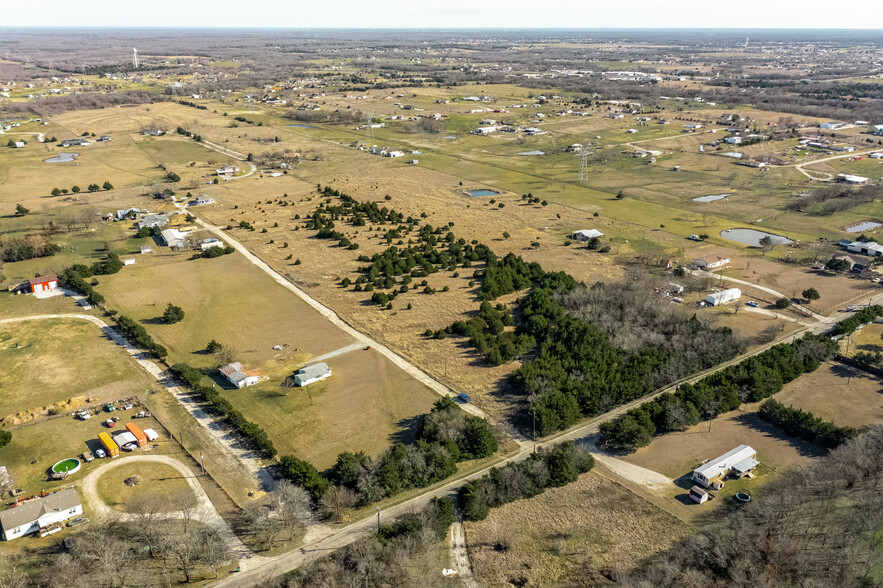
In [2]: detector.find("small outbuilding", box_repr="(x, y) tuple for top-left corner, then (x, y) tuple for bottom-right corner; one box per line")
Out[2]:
(219, 362), (262, 388)
(689, 486), (710, 504)
(28, 275), (58, 293)
(570, 229), (604, 241)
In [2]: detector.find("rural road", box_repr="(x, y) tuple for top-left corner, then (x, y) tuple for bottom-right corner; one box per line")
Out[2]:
(77, 454), (257, 564)
(176, 204), (491, 421)
(200, 139), (257, 180)
(695, 269), (825, 321)
(791, 149), (879, 181)
(449, 513), (477, 588)
(0, 313), (274, 492)
(2, 131), (45, 142)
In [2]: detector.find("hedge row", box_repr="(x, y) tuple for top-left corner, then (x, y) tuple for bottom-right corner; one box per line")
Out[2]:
(833, 304), (883, 335)
(757, 399), (858, 449)
(458, 441), (594, 521)
(59, 264), (106, 306)
(115, 315), (168, 360)
(170, 363), (277, 458)
(598, 334), (838, 451)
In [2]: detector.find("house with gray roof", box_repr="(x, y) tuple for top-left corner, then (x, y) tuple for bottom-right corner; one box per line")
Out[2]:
(0, 488), (82, 541)
(293, 363), (332, 387)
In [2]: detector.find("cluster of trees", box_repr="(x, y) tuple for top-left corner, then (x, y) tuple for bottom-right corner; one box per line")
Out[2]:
(115, 315), (169, 360)
(458, 441), (594, 521)
(788, 183), (883, 215)
(447, 301), (536, 365)
(599, 334), (837, 451)
(177, 99), (208, 111)
(511, 271), (742, 436)
(263, 497), (456, 588)
(758, 398), (858, 449)
(201, 244), (235, 258)
(0, 429), (11, 448)
(91, 251), (124, 276)
(59, 264), (105, 306)
(281, 397), (497, 512)
(50, 181), (112, 197)
(0, 234), (58, 262)
(480, 252), (544, 300)
(833, 304), (883, 336)
(620, 427), (883, 588)
(170, 363), (277, 458)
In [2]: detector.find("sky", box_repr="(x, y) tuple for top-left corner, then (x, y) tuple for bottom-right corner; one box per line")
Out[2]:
(3, 0), (882, 29)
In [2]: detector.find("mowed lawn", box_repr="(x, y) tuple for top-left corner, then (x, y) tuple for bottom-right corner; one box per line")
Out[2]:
(0, 318), (157, 421)
(98, 251), (439, 467)
(96, 461), (197, 513)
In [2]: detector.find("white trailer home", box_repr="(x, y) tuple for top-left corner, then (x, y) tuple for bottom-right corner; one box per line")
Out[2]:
(705, 288), (741, 306)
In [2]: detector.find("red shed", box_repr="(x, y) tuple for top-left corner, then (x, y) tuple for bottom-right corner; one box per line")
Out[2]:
(28, 275), (58, 293)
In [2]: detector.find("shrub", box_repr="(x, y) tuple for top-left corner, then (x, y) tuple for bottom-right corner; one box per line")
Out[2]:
(162, 303), (185, 324)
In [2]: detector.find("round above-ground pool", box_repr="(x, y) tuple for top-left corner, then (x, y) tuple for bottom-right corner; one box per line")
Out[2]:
(52, 458), (81, 475)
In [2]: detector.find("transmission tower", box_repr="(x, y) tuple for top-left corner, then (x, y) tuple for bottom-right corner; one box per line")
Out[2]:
(578, 147), (589, 183)
(132, 48), (140, 69)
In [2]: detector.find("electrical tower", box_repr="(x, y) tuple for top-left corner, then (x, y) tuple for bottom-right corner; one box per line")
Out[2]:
(132, 48), (140, 69)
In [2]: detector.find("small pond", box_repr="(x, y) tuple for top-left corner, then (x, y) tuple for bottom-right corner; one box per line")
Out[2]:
(846, 221), (882, 233)
(45, 153), (78, 163)
(517, 150), (545, 156)
(467, 189), (498, 198)
(286, 124), (319, 129)
(693, 193), (731, 203)
(721, 228), (793, 247)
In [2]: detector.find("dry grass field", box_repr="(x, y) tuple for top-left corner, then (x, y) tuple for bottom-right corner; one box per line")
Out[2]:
(95, 461), (197, 513)
(465, 470), (691, 587)
(0, 317), (158, 424)
(96, 248), (439, 467)
(774, 362), (883, 429)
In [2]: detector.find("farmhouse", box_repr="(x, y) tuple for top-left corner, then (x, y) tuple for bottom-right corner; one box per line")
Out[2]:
(706, 288), (742, 306)
(692, 445), (758, 489)
(12, 141), (25, 148)
(199, 238), (224, 251)
(570, 229), (604, 241)
(189, 196), (214, 206)
(219, 362), (262, 388)
(820, 121), (847, 130)
(0, 488), (83, 541)
(693, 256), (730, 271)
(474, 126), (497, 135)
(28, 274), (58, 293)
(59, 138), (89, 147)
(845, 241), (883, 257)
(134, 213), (169, 229)
(216, 163), (239, 176)
(293, 362), (332, 387)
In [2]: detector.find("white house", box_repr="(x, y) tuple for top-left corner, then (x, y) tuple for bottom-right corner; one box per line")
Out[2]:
(216, 163), (239, 176)
(199, 238), (224, 251)
(160, 228), (188, 249)
(474, 126), (497, 135)
(189, 197), (214, 206)
(706, 288), (742, 306)
(570, 229), (604, 241)
(725, 136), (743, 144)
(869, 152), (883, 159)
(692, 445), (758, 489)
(12, 141), (25, 148)
(293, 363), (332, 387)
(219, 362), (262, 388)
(820, 121), (846, 130)
(0, 488), (83, 541)
(837, 174), (870, 185)
(386, 150), (405, 158)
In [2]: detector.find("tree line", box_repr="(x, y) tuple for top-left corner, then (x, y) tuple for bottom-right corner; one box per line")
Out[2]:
(1, 234), (58, 262)
(599, 334), (837, 451)
(758, 398), (858, 449)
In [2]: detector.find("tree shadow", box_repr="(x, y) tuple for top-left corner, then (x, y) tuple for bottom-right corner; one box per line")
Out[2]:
(141, 316), (166, 325)
(732, 412), (826, 458)
(388, 414), (425, 446)
(830, 362), (878, 382)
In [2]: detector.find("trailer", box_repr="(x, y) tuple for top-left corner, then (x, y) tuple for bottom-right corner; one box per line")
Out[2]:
(125, 423), (148, 447)
(98, 432), (119, 457)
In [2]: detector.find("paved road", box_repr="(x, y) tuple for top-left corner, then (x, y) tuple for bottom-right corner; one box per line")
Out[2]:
(175, 205), (491, 421)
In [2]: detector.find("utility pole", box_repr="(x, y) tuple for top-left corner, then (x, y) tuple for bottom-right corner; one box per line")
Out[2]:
(200, 452), (205, 476)
(376, 507), (381, 532)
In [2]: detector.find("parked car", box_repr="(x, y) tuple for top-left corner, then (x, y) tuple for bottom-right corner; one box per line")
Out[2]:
(104, 403), (115, 412)
(456, 393), (471, 403)
(104, 419), (115, 428)
(76, 410), (91, 420)
(746, 301), (759, 307)
(123, 404), (133, 411)
(122, 443), (137, 452)
(134, 411), (151, 418)
(111, 416), (120, 422)
(95, 449), (106, 458)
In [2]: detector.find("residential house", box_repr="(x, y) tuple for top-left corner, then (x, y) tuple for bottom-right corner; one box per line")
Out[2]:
(0, 488), (83, 541)
(692, 445), (758, 489)
(293, 363), (332, 387)
(59, 138), (89, 147)
(134, 213), (169, 230)
(693, 256), (730, 271)
(837, 174), (870, 185)
(820, 121), (847, 130)
(12, 141), (25, 148)
(216, 164), (239, 176)
(189, 196), (214, 206)
(219, 362), (262, 388)
(199, 238), (224, 251)
(159, 228), (188, 249)
(846, 241), (883, 257)
(570, 229), (604, 241)
(705, 288), (742, 306)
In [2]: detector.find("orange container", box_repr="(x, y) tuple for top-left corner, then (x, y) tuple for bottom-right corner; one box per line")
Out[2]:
(125, 423), (148, 448)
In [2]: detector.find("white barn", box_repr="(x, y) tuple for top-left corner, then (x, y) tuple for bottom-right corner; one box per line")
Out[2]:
(293, 363), (332, 387)
(692, 445), (758, 489)
(570, 229), (604, 241)
(0, 488), (83, 541)
(706, 288), (741, 306)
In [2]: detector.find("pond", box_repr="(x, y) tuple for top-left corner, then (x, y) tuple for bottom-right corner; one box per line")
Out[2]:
(286, 124), (319, 129)
(517, 150), (545, 156)
(693, 193), (731, 203)
(45, 153), (78, 163)
(467, 189), (498, 198)
(721, 228), (793, 247)
(846, 221), (882, 233)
